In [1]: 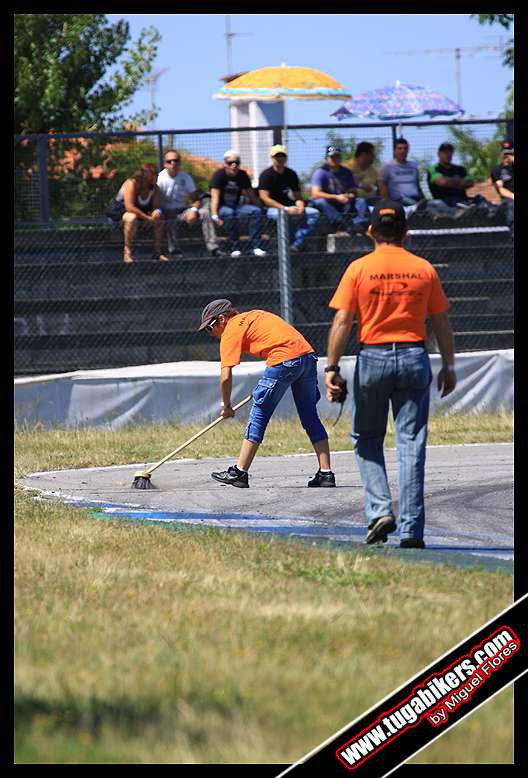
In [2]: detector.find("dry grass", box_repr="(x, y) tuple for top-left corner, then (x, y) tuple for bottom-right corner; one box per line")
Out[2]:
(14, 413), (514, 764)
(15, 410), (513, 478)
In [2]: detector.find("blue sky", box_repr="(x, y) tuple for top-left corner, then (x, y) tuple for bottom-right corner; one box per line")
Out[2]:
(106, 13), (512, 130)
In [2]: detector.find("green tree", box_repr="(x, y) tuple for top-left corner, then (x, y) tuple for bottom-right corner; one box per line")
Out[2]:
(471, 14), (514, 67)
(15, 14), (161, 133)
(447, 126), (506, 183)
(445, 14), (514, 184)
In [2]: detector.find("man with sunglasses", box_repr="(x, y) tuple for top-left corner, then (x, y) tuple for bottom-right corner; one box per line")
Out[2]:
(209, 150), (266, 257)
(258, 145), (320, 253)
(198, 298), (334, 489)
(157, 149), (224, 258)
(490, 140), (514, 237)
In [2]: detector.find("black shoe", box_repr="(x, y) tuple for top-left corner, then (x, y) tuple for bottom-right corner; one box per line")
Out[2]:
(400, 538), (425, 549)
(290, 244), (301, 253)
(210, 248), (226, 257)
(365, 515), (397, 544)
(307, 469), (336, 487)
(169, 247), (183, 257)
(211, 465), (249, 488)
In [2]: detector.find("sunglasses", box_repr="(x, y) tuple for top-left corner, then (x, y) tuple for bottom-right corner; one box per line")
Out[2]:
(225, 160), (240, 166)
(165, 159), (180, 164)
(205, 319), (217, 333)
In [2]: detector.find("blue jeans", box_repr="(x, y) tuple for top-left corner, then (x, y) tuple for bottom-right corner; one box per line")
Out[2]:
(311, 197), (369, 227)
(398, 195), (424, 218)
(266, 207), (320, 248)
(245, 352), (328, 445)
(351, 345), (432, 541)
(218, 204), (263, 251)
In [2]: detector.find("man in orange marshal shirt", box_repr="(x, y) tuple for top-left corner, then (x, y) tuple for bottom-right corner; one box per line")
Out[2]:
(199, 299), (334, 489)
(325, 199), (457, 549)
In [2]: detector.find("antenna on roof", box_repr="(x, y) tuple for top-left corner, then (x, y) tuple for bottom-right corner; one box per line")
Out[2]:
(143, 68), (170, 128)
(225, 14), (252, 78)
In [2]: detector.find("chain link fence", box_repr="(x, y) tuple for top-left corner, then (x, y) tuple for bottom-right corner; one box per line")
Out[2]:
(15, 119), (513, 375)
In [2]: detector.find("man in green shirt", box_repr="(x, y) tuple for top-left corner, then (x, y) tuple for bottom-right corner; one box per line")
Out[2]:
(427, 143), (474, 208)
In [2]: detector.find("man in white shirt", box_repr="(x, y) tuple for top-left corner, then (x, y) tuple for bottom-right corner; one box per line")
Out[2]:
(157, 150), (224, 257)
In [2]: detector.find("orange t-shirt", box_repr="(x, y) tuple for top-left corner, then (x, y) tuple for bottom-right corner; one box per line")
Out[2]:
(328, 244), (449, 343)
(220, 310), (313, 368)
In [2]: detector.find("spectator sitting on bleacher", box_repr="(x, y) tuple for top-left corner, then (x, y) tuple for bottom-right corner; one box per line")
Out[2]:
(209, 150), (266, 257)
(157, 149), (224, 259)
(490, 140), (514, 237)
(427, 142), (497, 221)
(427, 143), (475, 210)
(106, 163), (166, 264)
(380, 138), (427, 216)
(310, 145), (369, 234)
(343, 141), (388, 210)
(258, 145), (320, 254)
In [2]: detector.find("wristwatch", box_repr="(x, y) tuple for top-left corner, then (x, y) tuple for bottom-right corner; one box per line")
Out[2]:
(211, 214), (219, 221)
(191, 206), (199, 213)
(324, 365), (340, 373)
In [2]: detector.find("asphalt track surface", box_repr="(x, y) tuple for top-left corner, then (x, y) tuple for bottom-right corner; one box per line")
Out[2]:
(20, 442), (513, 573)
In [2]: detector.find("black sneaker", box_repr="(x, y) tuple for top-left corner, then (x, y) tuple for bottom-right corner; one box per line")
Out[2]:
(307, 469), (336, 487)
(290, 244), (301, 253)
(210, 248), (226, 257)
(365, 515), (397, 544)
(400, 538), (425, 549)
(169, 247), (184, 257)
(211, 465), (249, 488)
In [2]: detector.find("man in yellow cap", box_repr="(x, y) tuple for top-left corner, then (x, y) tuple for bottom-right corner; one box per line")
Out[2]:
(258, 145), (320, 252)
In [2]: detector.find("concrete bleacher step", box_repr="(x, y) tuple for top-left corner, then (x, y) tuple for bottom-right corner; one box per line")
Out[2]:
(16, 298), (513, 340)
(14, 217), (514, 374)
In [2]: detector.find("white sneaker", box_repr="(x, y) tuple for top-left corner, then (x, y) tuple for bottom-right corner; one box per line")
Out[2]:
(253, 248), (267, 256)
(230, 250), (242, 257)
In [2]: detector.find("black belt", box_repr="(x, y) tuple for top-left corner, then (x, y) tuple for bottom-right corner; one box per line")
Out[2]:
(360, 341), (425, 350)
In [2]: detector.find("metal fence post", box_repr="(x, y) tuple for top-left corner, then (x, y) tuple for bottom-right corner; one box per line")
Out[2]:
(36, 136), (50, 223)
(273, 127), (282, 146)
(157, 132), (164, 171)
(277, 209), (293, 323)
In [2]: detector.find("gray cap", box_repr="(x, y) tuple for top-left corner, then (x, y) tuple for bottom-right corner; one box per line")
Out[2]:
(198, 298), (236, 330)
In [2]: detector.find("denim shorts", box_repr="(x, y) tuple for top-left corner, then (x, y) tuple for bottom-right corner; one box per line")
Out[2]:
(244, 352), (328, 444)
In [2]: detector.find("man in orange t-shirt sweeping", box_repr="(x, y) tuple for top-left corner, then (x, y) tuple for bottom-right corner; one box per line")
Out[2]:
(325, 199), (457, 549)
(198, 300), (333, 488)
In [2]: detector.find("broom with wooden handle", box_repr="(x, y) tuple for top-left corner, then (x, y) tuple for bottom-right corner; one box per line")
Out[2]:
(132, 395), (252, 489)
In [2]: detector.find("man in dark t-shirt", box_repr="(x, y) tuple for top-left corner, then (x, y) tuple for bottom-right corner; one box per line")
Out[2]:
(490, 140), (514, 235)
(210, 149), (266, 257)
(258, 145), (320, 252)
(427, 143), (474, 207)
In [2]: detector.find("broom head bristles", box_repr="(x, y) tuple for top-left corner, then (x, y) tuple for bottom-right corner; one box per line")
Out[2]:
(132, 470), (154, 489)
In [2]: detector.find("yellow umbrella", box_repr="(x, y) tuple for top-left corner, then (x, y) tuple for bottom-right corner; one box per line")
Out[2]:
(213, 64), (351, 101)
(213, 65), (350, 182)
